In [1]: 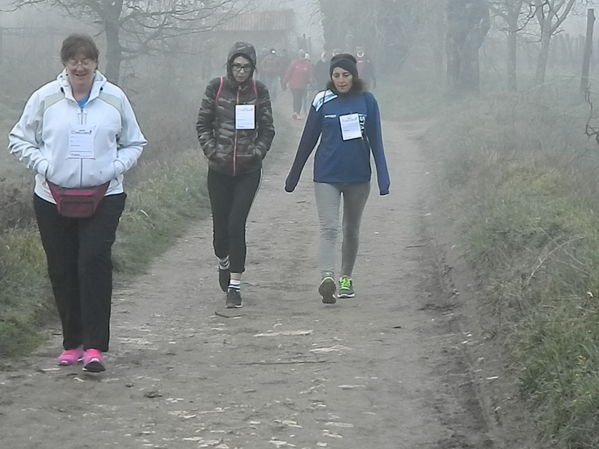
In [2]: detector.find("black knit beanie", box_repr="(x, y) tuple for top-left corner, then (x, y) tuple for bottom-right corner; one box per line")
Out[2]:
(329, 53), (358, 78)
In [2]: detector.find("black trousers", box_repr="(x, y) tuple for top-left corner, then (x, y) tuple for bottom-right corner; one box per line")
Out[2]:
(207, 168), (261, 273)
(34, 193), (125, 352)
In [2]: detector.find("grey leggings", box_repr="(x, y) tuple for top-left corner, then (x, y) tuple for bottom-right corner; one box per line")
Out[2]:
(314, 182), (371, 278)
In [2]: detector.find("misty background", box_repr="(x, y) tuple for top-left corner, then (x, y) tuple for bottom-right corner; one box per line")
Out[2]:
(0, 0), (598, 157)
(2, 1), (599, 234)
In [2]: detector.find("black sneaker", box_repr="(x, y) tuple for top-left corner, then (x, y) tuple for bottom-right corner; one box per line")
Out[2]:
(226, 288), (243, 308)
(218, 267), (230, 292)
(318, 276), (337, 304)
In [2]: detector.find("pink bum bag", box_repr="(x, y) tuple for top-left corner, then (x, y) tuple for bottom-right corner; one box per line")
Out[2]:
(48, 182), (110, 218)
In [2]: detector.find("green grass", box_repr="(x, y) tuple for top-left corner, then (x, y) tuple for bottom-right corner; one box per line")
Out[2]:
(0, 229), (51, 356)
(113, 152), (209, 274)
(425, 83), (599, 448)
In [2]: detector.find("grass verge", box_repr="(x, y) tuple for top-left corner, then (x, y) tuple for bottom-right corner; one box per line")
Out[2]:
(425, 85), (599, 448)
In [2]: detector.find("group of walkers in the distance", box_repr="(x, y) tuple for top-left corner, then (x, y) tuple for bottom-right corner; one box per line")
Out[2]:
(7, 33), (389, 373)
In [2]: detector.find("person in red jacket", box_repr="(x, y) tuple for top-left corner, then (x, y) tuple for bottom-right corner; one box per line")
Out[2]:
(282, 50), (313, 120)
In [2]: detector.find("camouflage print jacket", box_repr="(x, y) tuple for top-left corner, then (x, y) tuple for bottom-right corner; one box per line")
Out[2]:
(196, 76), (275, 176)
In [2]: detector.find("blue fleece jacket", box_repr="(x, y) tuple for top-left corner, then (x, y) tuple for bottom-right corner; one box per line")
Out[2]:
(285, 89), (390, 195)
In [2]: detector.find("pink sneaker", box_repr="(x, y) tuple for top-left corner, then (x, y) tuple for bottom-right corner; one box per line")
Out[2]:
(82, 349), (105, 372)
(57, 347), (84, 366)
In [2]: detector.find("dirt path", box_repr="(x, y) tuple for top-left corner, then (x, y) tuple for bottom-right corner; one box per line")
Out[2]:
(0, 109), (520, 448)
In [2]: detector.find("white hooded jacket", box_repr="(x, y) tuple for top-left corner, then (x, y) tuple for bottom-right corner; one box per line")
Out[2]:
(8, 70), (147, 203)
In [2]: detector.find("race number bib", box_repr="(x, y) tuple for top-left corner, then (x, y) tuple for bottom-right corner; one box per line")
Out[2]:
(235, 105), (256, 130)
(68, 124), (96, 159)
(339, 113), (361, 140)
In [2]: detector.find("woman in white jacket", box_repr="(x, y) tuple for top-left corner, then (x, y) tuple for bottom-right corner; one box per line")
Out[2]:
(8, 33), (147, 372)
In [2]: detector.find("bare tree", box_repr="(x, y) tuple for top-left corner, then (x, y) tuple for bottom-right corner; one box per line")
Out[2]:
(580, 8), (594, 95)
(530, 0), (577, 85)
(446, 0), (491, 95)
(8, 0), (253, 82)
(317, 0), (441, 73)
(489, 0), (537, 90)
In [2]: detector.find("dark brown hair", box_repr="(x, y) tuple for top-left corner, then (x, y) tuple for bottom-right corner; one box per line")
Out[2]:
(60, 33), (99, 65)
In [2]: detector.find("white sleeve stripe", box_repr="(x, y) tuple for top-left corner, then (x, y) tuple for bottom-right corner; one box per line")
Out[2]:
(313, 90), (337, 111)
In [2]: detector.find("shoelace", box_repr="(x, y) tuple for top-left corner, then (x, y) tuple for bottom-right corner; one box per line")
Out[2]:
(339, 277), (352, 290)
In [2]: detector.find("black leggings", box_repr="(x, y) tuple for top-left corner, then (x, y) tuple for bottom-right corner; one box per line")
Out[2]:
(207, 168), (261, 273)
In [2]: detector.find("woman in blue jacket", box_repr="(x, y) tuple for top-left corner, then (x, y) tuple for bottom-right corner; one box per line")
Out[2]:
(285, 53), (390, 304)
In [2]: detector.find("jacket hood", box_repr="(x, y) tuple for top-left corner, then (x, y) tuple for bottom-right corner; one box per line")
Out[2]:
(227, 41), (256, 82)
(227, 41), (257, 66)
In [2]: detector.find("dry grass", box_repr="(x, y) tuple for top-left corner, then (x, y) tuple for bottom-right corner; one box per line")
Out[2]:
(424, 84), (599, 448)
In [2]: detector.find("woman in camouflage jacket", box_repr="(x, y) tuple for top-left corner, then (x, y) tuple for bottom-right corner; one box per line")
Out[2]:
(196, 41), (275, 309)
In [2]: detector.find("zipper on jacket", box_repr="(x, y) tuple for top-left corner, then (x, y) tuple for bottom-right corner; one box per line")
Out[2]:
(233, 86), (241, 176)
(77, 106), (87, 186)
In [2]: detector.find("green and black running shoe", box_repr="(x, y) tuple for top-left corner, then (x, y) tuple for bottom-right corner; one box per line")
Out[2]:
(338, 276), (355, 298)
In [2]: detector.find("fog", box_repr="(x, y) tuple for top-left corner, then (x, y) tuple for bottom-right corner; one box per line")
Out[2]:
(0, 0), (597, 159)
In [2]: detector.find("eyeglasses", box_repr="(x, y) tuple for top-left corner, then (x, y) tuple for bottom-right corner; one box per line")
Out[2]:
(66, 58), (95, 68)
(232, 63), (252, 72)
